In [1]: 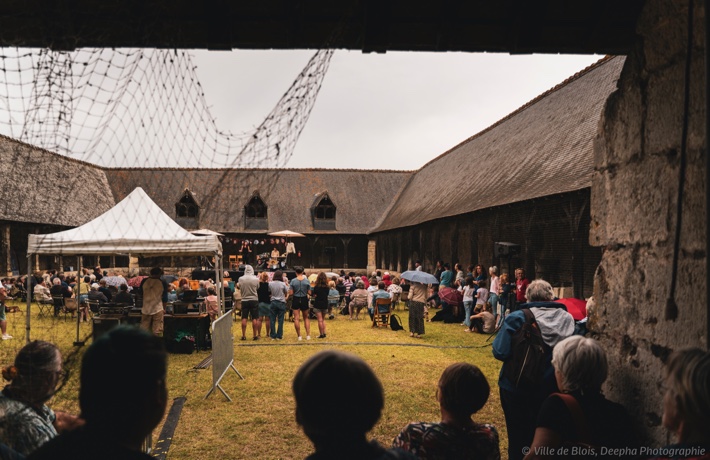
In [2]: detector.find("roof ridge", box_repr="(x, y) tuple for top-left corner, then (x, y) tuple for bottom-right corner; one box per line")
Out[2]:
(100, 166), (415, 173)
(414, 55), (620, 171)
(0, 133), (105, 170)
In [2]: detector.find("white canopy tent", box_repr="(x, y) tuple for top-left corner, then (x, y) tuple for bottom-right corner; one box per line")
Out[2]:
(26, 187), (223, 343)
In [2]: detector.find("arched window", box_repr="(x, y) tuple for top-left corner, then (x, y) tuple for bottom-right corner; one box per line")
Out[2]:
(314, 195), (336, 220)
(245, 195), (267, 219)
(176, 190), (199, 218)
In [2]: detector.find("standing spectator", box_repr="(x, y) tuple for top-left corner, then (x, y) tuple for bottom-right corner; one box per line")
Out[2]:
(28, 326), (167, 460)
(492, 279), (574, 460)
(289, 267), (312, 340)
(414, 260), (423, 272)
(0, 286), (11, 340)
(439, 264), (453, 288)
(0, 341), (77, 455)
(433, 261), (444, 282)
(268, 270), (289, 340)
(393, 363), (499, 460)
(407, 281), (427, 339)
(92, 266), (103, 282)
(237, 265), (259, 341)
(497, 273), (514, 322)
(140, 267), (168, 336)
(293, 350), (415, 460)
(342, 274), (353, 313)
(462, 277), (476, 331)
(488, 266), (500, 323)
(311, 273), (330, 339)
(514, 268), (530, 311)
(256, 272), (271, 338)
(454, 263), (465, 288)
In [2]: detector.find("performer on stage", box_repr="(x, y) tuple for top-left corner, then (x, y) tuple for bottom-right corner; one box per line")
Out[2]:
(239, 240), (253, 265)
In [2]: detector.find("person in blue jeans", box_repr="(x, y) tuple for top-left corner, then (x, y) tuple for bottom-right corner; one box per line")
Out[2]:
(268, 270), (290, 340)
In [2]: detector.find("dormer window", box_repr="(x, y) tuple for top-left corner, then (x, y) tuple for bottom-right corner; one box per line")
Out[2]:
(244, 193), (268, 230)
(312, 193), (336, 230)
(176, 189), (199, 218)
(245, 195), (267, 219)
(315, 196), (336, 219)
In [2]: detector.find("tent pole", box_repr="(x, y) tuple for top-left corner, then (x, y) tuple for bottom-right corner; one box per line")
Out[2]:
(215, 255), (223, 315)
(26, 255), (32, 344)
(74, 256), (84, 346)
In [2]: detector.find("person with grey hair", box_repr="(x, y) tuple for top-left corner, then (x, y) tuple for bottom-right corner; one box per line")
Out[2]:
(525, 336), (638, 459)
(492, 279), (575, 460)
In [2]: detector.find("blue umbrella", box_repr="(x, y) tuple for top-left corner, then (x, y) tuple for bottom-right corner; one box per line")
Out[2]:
(400, 270), (439, 285)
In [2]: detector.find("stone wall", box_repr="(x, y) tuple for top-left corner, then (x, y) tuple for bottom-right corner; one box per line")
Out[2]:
(590, 0), (706, 445)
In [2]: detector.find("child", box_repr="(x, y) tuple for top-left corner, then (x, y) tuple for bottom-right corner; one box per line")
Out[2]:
(204, 286), (219, 321)
(474, 279), (489, 314)
(327, 281), (340, 320)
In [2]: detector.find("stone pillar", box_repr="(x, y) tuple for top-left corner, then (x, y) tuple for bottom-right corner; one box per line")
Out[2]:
(367, 239), (376, 274)
(129, 255), (140, 276)
(589, 0), (706, 445)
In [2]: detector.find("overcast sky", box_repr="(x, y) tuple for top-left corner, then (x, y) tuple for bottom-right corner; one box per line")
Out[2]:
(192, 50), (601, 171)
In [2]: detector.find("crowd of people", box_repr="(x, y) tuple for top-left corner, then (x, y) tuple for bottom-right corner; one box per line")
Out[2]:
(3, 263), (709, 459)
(1, 328), (707, 459)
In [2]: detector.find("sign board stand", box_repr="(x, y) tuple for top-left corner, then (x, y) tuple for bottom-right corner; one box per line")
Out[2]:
(204, 309), (244, 401)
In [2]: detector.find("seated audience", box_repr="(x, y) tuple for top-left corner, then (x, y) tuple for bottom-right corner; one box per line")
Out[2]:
(49, 278), (72, 317)
(468, 302), (496, 334)
(87, 284), (108, 305)
(648, 348), (710, 460)
(204, 287), (219, 321)
(33, 282), (52, 303)
(112, 284), (133, 306)
(97, 279), (112, 302)
(0, 341), (79, 456)
(28, 326), (168, 460)
(525, 335), (638, 459)
(349, 281), (369, 320)
(393, 362), (499, 460)
(293, 350), (415, 460)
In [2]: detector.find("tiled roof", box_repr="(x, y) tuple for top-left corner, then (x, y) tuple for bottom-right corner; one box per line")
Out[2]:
(104, 168), (412, 234)
(0, 134), (114, 227)
(371, 56), (626, 233)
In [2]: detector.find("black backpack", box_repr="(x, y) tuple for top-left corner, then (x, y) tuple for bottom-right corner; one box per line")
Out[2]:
(502, 309), (550, 388)
(390, 314), (404, 331)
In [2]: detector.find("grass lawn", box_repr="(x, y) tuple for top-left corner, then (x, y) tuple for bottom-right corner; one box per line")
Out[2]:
(0, 301), (508, 459)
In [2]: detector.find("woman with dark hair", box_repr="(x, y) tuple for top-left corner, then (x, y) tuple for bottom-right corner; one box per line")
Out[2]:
(289, 266), (312, 341)
(393, 362), (499, 459)
(0, 341), (79, 456)
(294, 350), (413, 460)
(311, 272), (330, 339)
(268, 270), (290, 340)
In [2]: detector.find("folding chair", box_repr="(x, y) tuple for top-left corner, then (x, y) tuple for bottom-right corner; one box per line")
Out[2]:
(390, 292), (401, 310)
(373, 298), (392, 328)
(401, 290), (409, 310)
(35, 297), (53, 318)
(61, 298), (78, 321)
(349, 294), (368, 320)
